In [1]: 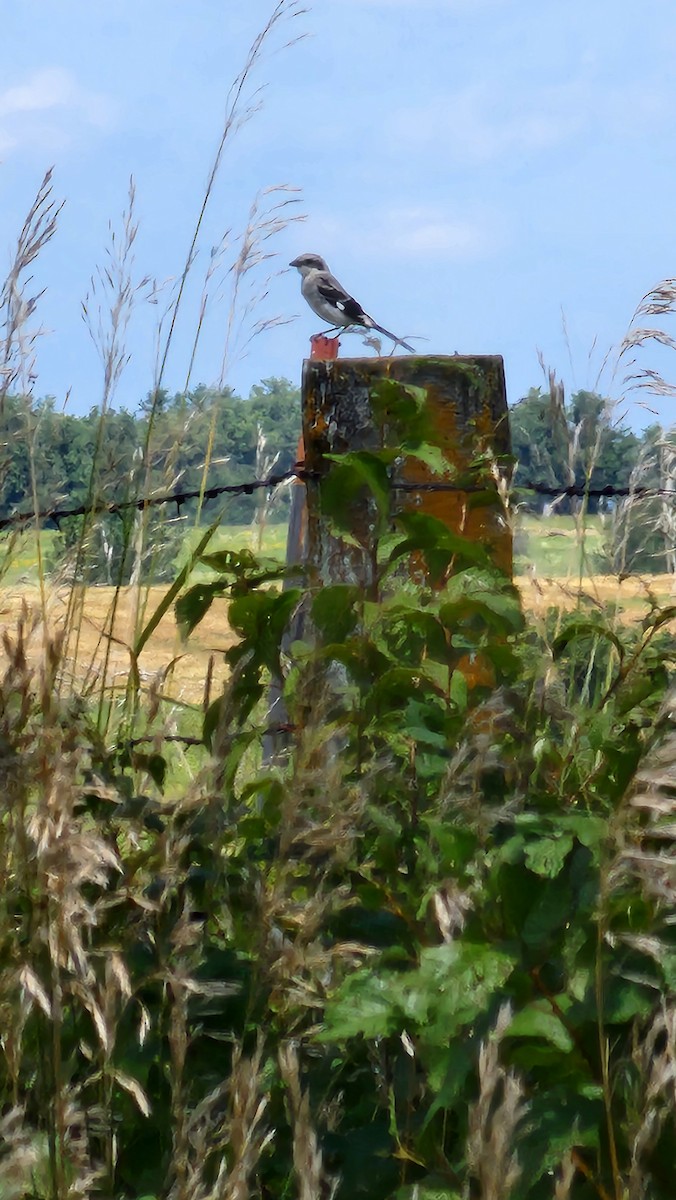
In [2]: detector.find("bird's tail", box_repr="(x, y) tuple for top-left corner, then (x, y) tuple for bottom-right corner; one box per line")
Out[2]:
(368, 321), (416, 354)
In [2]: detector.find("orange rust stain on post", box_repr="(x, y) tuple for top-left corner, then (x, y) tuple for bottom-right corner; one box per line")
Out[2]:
(394, 356), (510, 577)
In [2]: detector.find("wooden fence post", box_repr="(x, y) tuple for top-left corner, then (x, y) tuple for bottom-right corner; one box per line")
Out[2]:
(301, 355), (511, 584)
(265, 353), (510, 761)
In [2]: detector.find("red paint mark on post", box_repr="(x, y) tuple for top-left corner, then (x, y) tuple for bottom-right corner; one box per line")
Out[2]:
(309, 333), (340, 360)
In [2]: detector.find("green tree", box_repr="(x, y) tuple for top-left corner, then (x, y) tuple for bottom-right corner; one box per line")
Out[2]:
(510, 387), (569, 507)
(511, 387), (640, 514)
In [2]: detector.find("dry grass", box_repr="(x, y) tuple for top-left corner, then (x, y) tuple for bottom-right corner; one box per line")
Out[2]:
(0, 0), (308, 729)
(466, 1004), (528, 1200)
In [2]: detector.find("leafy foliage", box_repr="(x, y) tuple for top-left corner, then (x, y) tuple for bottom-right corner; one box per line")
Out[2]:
(1, 402), (676, 1199)
(164, 456), (676, 1198)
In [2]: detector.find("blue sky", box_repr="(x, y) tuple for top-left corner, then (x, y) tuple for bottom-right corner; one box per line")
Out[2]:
(3, 0), (676, 426)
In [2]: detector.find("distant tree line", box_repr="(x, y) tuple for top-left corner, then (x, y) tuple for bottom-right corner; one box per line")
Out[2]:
(511, 386), (676, 572)
(0, 379), (673, 577)
(0, 378), (301, 583)
(0, 377), (301, 523)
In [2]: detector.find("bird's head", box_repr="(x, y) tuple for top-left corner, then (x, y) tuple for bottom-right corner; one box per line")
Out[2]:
(289, 252), (328, 277)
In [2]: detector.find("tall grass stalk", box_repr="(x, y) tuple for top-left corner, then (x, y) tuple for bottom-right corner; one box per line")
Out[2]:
(124, 2), (306, 727)
(0, 170), (63, 637)
(64, 180), (151, 715)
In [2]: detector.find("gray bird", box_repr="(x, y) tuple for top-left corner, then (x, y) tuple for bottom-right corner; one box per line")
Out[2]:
(290, 252), (415, 352)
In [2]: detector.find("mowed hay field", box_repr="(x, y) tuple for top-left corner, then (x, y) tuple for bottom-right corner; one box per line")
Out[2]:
(0, 524), (285, 705)
(0, 583), (238, 705)
(0, 516), (673, 700)
(515, 513), (676, 615)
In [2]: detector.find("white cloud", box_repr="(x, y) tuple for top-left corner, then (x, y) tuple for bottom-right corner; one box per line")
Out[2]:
(379, 206), (495, 259)
(304, 204), (498, 263)
(395, 82), (582, 161)
(0, 68), (114, 157)
(394, 76), (670, 162)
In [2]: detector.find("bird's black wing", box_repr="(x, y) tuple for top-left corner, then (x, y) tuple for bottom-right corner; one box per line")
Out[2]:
(316, 272), (367, 323)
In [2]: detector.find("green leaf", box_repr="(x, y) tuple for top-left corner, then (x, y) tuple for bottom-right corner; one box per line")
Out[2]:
(390, 513), (489, 578)
(421, 1041), (475, 1129)
(175, 581), (227, 639)
(318, 636), (391, 688)
(228, 588), (302, 674)
(616, 669), (668, 715)
(138, 514), (222, 654)
(524, 833), (574, 878)
(366, 666), (445, 713)
(320, 971), (401, 1040)
(552, 618), (624, 664)
(131, 752), (167, 790)
(522, 875), (571, 950)
(438, 569), (524, 635)
(406, 442), (450, 476)
(378, 604), (448, 663)
(423, 821), (478, 873)
(604, 980), (654, 1023)
(659, 949), (676, 991)
(449, 669), (468, 712)
(556, 813), (607, 849)
(320, 451), (392, 533)
(199, 548), (288, 587)
(642, 604), (676, 634)
(312, 584), (361, 642)
(518, 1092), (601, 1191)
(321, 942), (515, 1045)
(507, 1001), (574, 1051)
(417, 943), (516, 1041)
(370, 378), (431, 447)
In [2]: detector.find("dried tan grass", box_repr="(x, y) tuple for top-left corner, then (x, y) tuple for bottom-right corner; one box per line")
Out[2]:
(0, 169), (63, 409)
(617, 278), (676, 403)
(279, 1041), (338, 1200)
(167, 1044), (273, 1200)
(466, 1004), (528, 1200)
(552, 1151), (576, 1199)
(0, 617), (129, 1196)
(615, 702), (676, 907)
(626, 1005), (676, 1200)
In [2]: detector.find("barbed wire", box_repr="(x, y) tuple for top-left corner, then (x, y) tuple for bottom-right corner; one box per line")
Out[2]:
(1, 467), (676, 533)
(0, 468), (305, 533)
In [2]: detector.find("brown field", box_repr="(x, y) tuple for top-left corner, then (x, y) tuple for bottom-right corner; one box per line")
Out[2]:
(517, 572), (676, 617)
(0, 584), (238, 707)
(0, 574), (673, 707)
